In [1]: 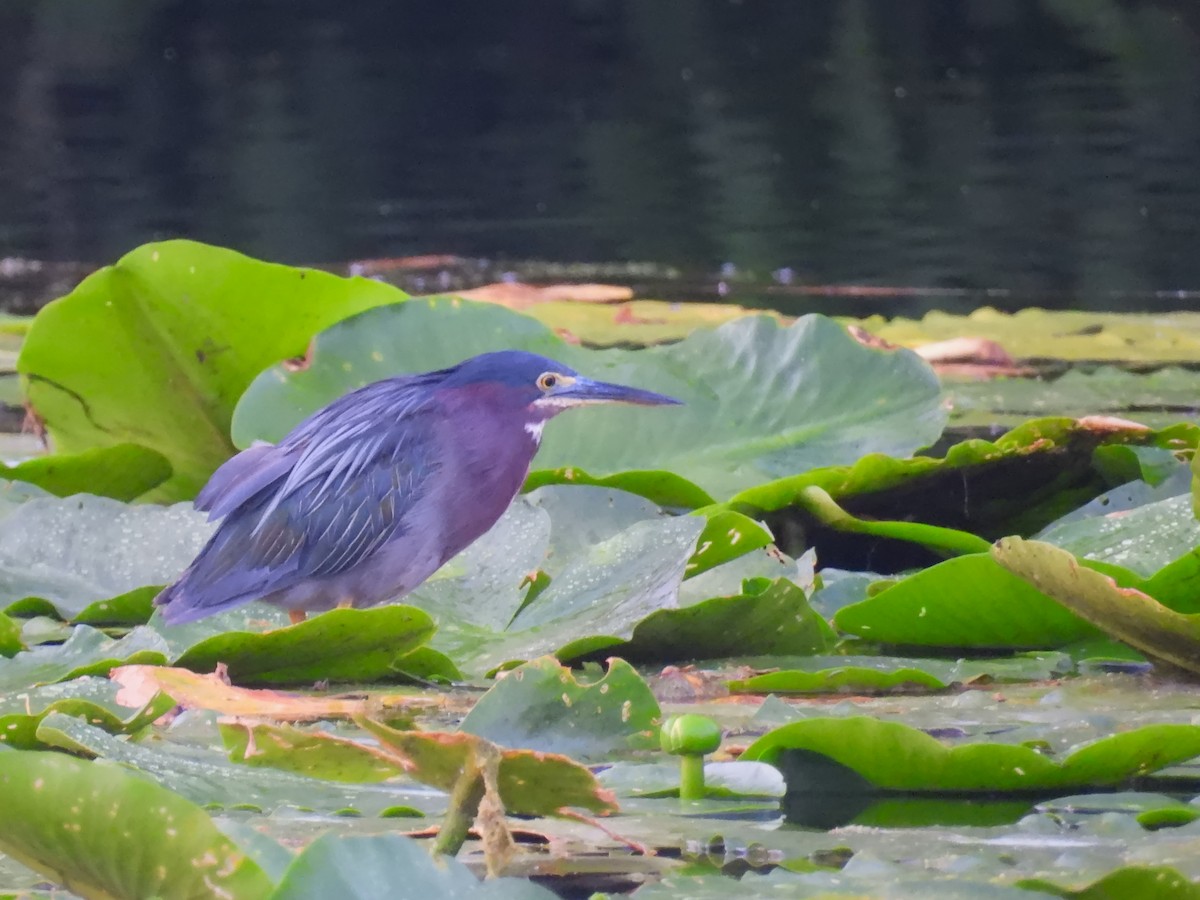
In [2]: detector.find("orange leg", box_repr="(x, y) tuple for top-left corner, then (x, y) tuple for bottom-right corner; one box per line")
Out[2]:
(337, 598), (354, 610)
(288, 610), (307, 625)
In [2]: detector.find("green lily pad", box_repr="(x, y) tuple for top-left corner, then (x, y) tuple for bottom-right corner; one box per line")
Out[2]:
(0, 444), (172, 501)
(1019, 865), (1200, 899)
(833, 554), (1103, 649)
(947, 367), (1200, 432)
(728, 653), (1069, 694)
(0, 610), (19, 657)
(993, 538), (1200, 676)
(430, 515), (704, 675)
(523, 465), (715, 510)
(171, 605), (437, 685)
(861, 308), (1200, 363)
(459, 657), (660, 760)
(0, 494), (209, 619)
(18, 239), (404, 500)
(722, 418), (1196, 539)
(39, 713), (443, 817)
(741, 717), (1200, 793)
(1035, 493), (1200, 578)
(0, 626), (168, 692)
(233, 303), (946, 499)
(599, 576), (836, 663)
(0, 676), (174, 751)
(71, 586), (157, 626)
(0, 748), (272, 900)
(271, 832), (558, 900)
(223, 719), (617, 816)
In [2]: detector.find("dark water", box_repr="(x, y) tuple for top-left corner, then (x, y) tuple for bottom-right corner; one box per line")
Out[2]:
(3, 0), (1200, 314)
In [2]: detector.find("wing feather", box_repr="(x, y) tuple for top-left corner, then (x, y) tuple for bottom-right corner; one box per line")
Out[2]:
(157, 376), (444, 623)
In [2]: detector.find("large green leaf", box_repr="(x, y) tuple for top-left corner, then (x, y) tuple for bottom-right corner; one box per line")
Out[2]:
(0, 494), (208, 618)
(0, 444), (171, 501)
(0, 626), (168, 692)
(0, 676), (173, 751)
(741, 717), (1200, 793)
(18, 240), (403, 500)
(722, 418), (1197, 538)
(171, 606), (436, 685)
(459, 657), (660, 760)
(270, 833), (557, 900)
(0, 749), (272, 900)
(223, 720), (617, 816)
(233, 303), (945, 498)
(993, 538), (1200, 676)
(833, 554), (1103, 649)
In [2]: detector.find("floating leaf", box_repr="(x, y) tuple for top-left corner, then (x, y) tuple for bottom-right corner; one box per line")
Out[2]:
(19, 239), (404, 500)
(1019, 865), (1200, 899)
(234, 304), (945, 498)
(834, 553), (1104, 649)
(223, 719), (617, 816)
(460, 657), (660, 760)
(598, 576), (836, 663)
(0, 749), (273, 900)
(0, 626), (168, 692)
(0, 444), (171, 501)
(993, 538), (1200, 676)
(0, 494), (208, 619)
(723, 417), (1196, 539)
(741, 717), (1200, 793)
(270, 832), (558, 900)
(0, 676), (173, 751)
(172, 606), (436, 685)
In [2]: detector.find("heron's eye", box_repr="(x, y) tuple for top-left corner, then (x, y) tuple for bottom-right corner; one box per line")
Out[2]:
(537, 372), (560, 391)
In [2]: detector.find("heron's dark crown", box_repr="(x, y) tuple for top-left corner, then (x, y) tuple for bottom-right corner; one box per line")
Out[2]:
(439, 350), (577, 392)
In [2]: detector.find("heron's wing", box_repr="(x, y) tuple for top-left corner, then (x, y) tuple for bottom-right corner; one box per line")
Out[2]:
(157, 379), (441, 622)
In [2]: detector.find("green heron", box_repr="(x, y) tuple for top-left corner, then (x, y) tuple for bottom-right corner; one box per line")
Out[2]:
(155, 350), (680, 625)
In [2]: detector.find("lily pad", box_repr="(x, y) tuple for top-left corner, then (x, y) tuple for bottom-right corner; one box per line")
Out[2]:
(741, 716), (1200, 793)
(233, 303), (946, 498)
(728, 653), (1069, 694)
(0, 626), (168, 692)
(271, 832), (558, 900)
(40, 713), (443, 817)
(722, 418), (1196, 539)
(993, 538), (1200, 676)
(431, 515), (704, 675)
(861, 307), (1200, 363)
(0, 444), (172, 501)
(0, 676), (174, 751)
(833, 554), (1104, 649)
(172, 605), (437, 685)
(0, 610), (18, 657)
(1019, 865), (1200, 899)
(0, 748), (273, 900)
(19, 239), (404, 500)
(0, 494), (209, 619)
(459, 657), (660, 760)
(600, 576), (836, 663)
(223, 719), (618, 816)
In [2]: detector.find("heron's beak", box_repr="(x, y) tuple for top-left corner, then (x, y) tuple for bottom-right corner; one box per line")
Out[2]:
(549, 376), (682, 408)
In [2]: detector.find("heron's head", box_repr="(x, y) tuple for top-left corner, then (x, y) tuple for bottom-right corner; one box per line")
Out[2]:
(441, 351), (681, 424)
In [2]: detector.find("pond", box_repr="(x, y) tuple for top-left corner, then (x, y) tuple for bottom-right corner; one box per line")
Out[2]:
(3, 1), (1200, 316)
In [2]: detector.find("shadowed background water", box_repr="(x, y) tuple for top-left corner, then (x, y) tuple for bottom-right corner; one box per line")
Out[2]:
(2, 0), (1200, 314)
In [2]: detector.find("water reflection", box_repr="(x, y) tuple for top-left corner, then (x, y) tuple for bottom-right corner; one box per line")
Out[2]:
(2, 0), (1199, 313)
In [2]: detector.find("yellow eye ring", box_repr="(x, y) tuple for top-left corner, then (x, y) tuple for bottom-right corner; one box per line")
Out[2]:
(537, 372), (560, 391)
